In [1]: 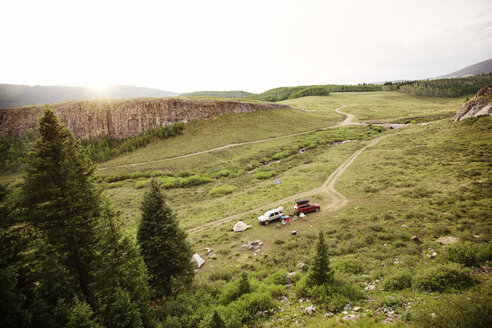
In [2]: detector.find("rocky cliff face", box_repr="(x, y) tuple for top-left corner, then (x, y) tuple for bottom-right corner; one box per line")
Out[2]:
(0, 98), (290, 139)
(454, 84), (492, 122)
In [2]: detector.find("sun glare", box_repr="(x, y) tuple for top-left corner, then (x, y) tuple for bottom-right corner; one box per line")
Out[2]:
(92, 84), (110, 93)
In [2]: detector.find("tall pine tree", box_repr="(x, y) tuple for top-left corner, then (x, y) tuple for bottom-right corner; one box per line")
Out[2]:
(307, 231), (333, 286)
(91, 201), (153, 328)
(137, 179), (194, 298)
(21, 107), (102, 302)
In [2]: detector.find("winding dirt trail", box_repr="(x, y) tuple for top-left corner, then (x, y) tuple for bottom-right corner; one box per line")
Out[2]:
(98, 107), (350, 171)
(185, 134), (388, 234)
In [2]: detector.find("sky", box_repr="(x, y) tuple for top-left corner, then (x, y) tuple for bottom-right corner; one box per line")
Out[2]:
(1, 0), (491, 93)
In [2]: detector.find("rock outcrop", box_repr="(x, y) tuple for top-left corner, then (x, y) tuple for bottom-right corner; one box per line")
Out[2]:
(454, 84), (492, 122)
(0, 98), (290, 140)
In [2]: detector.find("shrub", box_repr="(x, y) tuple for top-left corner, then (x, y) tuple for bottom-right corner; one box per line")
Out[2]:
(236, 291), (278, 315)
(255, 171), (276, 180)
(382, 268), (413, 290)
(134, 180), (149, 189)
(412, 289), (492, 328)
(443, 241), (491, 267)
(209, 185), (237, 198)
(333, 258), (363, 274)
(412, 263), (472, 292)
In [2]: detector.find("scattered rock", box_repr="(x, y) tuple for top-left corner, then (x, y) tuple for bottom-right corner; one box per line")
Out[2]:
(428, 252), (438, 259)
(436, 236), (459, 245)
(304, 305), (316, 315)
(400, 224), (408, 228)
(353, 306), (361, 312)
(342, 314), (360, 321)
(324, 312), (334, 317)
(248, 240), (263, 250)
(411, 236), (422, 244)
(205, 247), (212, 253)
(343, 303), (352, 311)
(285, 272), (298, 284)
(297, 262), (307, 271)
(365, 285), (376, 291)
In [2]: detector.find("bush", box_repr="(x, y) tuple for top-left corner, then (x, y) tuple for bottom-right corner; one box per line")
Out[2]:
(134, 180), (149, 189)
(236, 291), (278, 315)
(412, 263), (472, 292)
(255, 171), (276, 180)
(413, 289), (492, 328)
(443, 241), (491, 267)
(209, 185), (237, 198)
(333, 258), (363, 274)
(382, 268), (413, 290)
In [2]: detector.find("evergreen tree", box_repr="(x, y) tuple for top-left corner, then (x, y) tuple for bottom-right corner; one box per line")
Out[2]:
(209, 310), (225, 328)
(91, 202), (153, 328)
(66, 298), (102, 328)
(307, 231), (333, 286)
(238, 272), (250, 296)
(137, 179), (194, 298)
(21, 107), (102, 302)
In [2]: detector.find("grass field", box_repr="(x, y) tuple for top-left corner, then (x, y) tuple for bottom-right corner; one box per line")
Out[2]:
(2, 91), (490, 326)
(281, 92), (467, 123)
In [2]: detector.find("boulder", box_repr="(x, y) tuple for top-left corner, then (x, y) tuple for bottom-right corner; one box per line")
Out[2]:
(454, 84), (492, 122)
(342, 314), (360, 321)
(436, 236), (459, 245)
(285, 272), (298, 284)
(304, 305), (316, 315)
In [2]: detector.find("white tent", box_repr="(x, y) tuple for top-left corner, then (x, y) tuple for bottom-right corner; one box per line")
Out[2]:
(233, 221), (253, 232)
(193, 253), (205, 268)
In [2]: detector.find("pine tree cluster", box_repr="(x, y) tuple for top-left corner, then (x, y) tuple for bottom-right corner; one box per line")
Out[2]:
(0, 108), (193, 328)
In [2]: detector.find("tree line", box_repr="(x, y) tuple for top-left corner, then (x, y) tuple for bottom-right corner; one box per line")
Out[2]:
(0, 122), (184, 173)
(0, 107), (193, 328)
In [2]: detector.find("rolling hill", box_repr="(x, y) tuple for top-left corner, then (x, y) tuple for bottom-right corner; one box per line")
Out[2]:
(437, 58), (492, 78)
(0, 84), (178, 109)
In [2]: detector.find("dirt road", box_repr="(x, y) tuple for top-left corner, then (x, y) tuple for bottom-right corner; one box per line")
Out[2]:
(98, 107), (350, 171)
(185, 134), (387, 234)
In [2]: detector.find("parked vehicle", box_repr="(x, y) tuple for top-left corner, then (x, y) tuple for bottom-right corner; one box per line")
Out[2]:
(258, 206), (289, 225)
(293, 199), (320, 216)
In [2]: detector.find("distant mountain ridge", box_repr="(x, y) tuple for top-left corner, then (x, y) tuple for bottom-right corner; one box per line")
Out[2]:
(179, 90), (253, 98)
(0, 84), (179, 109)
(437, 58), (492, 78)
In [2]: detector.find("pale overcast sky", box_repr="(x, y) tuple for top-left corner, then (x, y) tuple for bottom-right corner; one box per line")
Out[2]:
(1, 0), (491, 93)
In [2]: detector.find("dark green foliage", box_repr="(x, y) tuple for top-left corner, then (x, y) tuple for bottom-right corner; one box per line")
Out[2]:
(412, 263), (473, 292)
(442, 241), (491, 267)
(290, 86), (329, 98)
(250, 84), (380, 102)
(0, 129), (39, 172)
(137, 179), (194, 298)
(91, 203), (153, 328)
(209, 310), (226, 328)
(238, 272), (251, 296)
(332, 258), (363, 274)
(382, 268), (413, 290)
(179, 90), (254, 98)
(82, 123), (184, 162)
(413, 289), (492, 328)
(21, 107), (101, 302)
(399, 74), (492, 97)
(307, 231), (333, 286)
(66, 298), (102, 328)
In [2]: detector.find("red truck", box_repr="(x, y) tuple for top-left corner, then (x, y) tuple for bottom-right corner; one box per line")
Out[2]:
(294, 199), (320, 216)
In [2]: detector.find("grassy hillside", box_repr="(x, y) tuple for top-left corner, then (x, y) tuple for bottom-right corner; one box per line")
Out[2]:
(1, 92), (490, 326)
(180, 90), (254, 98)
(281, 92), (466, 123)
(249, 84), (381, 102)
